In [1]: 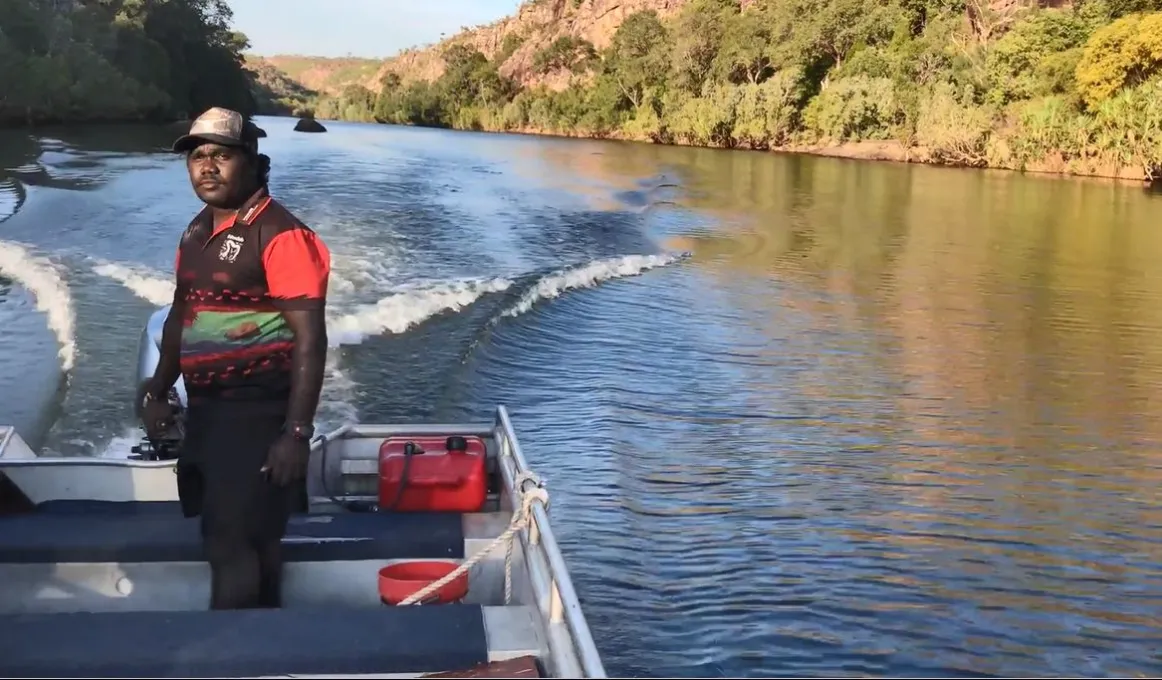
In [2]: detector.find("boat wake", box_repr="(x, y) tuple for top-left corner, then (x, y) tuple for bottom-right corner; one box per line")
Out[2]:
(89, 251), (685, 455)
(500, 253), (687, 319)
(90, 261), (175, 306)
(90, 258), (359, 435)
(0, 241), (76, 373)
(327, 277), (514, 345)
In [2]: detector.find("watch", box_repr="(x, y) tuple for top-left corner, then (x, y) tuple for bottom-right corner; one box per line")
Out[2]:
(285, 422), (315, 441)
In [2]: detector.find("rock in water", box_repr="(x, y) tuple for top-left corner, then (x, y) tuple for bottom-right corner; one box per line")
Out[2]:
(294, 118), (327, 133)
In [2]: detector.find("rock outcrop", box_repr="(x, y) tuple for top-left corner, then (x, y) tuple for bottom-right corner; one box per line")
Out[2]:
(294, 117), (327, 133)
(375, 0), (689, 92)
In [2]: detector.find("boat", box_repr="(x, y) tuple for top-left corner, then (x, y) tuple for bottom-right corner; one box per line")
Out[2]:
(0, 306), (608, 678)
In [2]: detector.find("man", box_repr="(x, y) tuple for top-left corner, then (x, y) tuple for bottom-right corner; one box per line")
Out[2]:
(140, 107), (331, 610)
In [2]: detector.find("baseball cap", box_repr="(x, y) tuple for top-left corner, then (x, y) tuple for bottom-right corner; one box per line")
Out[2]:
(171, 107), (261, 154)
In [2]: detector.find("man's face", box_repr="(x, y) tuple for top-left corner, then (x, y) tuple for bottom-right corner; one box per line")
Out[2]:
(186, 141), (252, 209)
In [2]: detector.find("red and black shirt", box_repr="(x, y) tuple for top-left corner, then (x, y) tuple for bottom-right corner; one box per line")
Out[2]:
(173, 187), (330, 404)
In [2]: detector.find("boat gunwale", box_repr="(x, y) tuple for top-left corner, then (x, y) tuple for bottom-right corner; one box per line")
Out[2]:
(318, 409), (608, 679)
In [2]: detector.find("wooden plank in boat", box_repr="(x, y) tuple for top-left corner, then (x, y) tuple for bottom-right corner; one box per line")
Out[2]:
(421, 655), (542, 678)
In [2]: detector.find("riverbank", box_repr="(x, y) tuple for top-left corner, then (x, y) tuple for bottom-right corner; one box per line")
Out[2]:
(312, 2), (1162, 187)
(373, 119), (1155, 185)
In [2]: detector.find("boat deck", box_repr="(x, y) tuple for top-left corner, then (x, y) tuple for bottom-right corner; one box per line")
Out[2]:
(0, 412), (605, 678)
(0, 500), (540, 678)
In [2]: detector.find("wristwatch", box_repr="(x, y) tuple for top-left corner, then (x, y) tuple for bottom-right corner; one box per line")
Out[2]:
(285, 422), (315, 441)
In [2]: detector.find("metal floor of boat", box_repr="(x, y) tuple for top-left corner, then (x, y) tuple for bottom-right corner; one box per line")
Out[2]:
(0, 501), (492, 678)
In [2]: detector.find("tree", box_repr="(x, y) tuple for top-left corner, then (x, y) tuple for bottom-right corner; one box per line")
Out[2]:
(532, 35), (597, 74)
(670, 0), (733, 93)
(601, 10), (671, 109)
(713, 7), (776, 84)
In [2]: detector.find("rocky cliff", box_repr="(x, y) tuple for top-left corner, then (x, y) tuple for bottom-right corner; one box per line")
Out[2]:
(375, 0), (689, 92)
(248, 55), (383, 96)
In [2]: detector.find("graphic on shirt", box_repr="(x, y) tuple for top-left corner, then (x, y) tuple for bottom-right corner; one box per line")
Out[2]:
(218, 234), (244, 263)
(179, 297), (294, 388)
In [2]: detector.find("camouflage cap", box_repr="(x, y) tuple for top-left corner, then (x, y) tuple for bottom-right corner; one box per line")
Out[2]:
(171, 107), (261, 154)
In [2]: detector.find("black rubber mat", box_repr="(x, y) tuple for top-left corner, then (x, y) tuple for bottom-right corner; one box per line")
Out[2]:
(0, 604), (488, 677)
(0, 504), (464, 563)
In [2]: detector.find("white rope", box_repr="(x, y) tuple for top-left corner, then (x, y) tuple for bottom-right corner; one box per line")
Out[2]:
(398, 471), (549, 606)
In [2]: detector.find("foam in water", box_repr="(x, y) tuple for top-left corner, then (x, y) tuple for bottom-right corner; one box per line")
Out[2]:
(96, 427), (147, 459)
(0, 240), (76, 371)
(328, 276), (514, 345)
(90, 253), (683, 441)
(501, 253), (684, 318)
(88, 262), (520, 425)
(89, 259), (513, 348)
(91, 261), (176, 306)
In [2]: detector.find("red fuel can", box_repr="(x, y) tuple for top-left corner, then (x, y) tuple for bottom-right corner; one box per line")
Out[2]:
(378, 435), (487, 513)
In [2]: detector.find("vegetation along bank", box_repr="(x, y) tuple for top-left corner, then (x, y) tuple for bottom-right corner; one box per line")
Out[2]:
(305, 0), (1162, 182)
(7, 0), (1162, 182)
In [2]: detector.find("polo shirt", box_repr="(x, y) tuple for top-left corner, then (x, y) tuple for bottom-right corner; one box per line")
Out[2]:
(173, 187), (330, 404)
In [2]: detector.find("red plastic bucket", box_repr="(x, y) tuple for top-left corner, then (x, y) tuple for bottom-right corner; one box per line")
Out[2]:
(378, 561), (469, 606)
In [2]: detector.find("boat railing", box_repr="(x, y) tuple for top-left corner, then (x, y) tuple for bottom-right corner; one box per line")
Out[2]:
(493, 405), (607, 679)
(312, 408), (608, 678)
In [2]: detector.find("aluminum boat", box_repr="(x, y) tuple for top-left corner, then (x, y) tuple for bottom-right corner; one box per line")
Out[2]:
(0, 306), (607, 678)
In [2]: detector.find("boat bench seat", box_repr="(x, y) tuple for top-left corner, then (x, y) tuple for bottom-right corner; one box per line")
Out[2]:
(0, 604), (489, 677)
(0, 501), (465, 564)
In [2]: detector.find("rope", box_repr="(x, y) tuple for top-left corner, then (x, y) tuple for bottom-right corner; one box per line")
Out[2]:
(399, 470), (549, 607)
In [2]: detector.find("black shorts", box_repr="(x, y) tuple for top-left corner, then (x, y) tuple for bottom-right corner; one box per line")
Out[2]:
(177, 402), (304, 544)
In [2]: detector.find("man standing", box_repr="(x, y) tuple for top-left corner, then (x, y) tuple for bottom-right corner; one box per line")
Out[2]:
(141, 107), (331, 610)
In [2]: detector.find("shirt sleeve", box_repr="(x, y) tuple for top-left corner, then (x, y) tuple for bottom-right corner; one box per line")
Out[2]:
(262, 227), (331, 310)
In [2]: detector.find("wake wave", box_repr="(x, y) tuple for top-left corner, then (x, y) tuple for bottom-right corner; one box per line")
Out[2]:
(327, 277), (514, 345)
(501, 253), (686, 319)
(91, 261), (175, 306)
(0, 241), (76, 371)
(90, 261), (516, 428)
(91, 252), (684, 436)
(89, 259), (514, 348)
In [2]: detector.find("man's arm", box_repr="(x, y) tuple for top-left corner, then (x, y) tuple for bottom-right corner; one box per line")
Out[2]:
(263, 227), (331, 428)
(146, 251), (187, 400)
(281, 309), (327, 427)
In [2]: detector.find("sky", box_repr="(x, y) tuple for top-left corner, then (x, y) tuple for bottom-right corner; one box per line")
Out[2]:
(227, 0), (524, 59)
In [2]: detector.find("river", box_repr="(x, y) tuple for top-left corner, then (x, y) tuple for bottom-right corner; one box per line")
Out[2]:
(1, 117), (1161, 677)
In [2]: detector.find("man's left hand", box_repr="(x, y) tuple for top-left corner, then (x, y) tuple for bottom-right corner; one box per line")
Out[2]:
(263, 433), (310, 486)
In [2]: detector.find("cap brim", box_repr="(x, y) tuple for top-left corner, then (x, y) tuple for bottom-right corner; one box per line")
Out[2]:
(171, 133), (253, 154)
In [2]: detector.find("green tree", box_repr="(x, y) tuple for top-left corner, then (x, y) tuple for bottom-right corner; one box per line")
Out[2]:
(1075, 11), (1162, 107)
(600, 10), (671, 109)
(532, 35), (597, 74)
(713, 7), (776, 84)
(669, 0), (733, 93)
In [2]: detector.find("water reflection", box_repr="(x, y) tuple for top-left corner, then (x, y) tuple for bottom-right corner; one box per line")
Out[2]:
(481, 136), (1162, 676)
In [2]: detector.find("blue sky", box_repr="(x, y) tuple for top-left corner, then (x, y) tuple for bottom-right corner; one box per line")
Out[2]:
(228, 0), (523, 58)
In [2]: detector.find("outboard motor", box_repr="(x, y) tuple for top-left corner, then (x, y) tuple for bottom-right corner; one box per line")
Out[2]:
(129, 305), (188, 461)
(130, 387), (186, 461)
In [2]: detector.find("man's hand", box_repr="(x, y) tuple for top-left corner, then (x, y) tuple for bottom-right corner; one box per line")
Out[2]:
(263, 433), (310, 486)
(139, 384), (176, 440)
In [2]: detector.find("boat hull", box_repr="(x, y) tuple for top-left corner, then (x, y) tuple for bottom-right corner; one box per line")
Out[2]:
(0, 412), (607, 678)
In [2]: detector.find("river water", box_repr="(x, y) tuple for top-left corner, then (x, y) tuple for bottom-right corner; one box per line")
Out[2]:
(2, 117), (1161, 677)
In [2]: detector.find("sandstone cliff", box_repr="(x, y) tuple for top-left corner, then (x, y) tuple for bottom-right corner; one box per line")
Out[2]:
(375, 0), (689, 92)
(247, 55), (383, 96)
